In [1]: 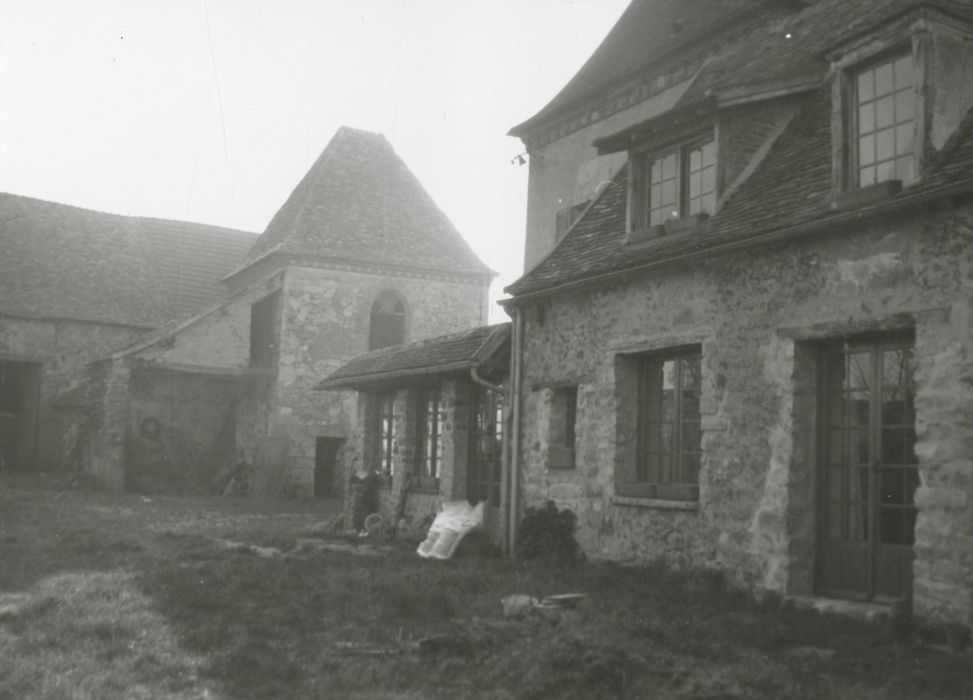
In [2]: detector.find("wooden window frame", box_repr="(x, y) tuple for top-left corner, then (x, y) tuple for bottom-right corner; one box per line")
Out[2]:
(375, 392), (395, 476)
(629, 134), (716, 234)
(547, 385), (578, 470)
(413, 385), (443, 488)
(616, 347), (702, 501)
(849, 49), (917, 190)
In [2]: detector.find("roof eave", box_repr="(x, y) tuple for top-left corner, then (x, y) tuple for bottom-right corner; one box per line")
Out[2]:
(315, 360), (475, 391)
(501, 178), (973, 303)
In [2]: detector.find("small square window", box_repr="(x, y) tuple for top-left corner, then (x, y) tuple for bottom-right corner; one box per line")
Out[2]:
(631, 135), (716, 232)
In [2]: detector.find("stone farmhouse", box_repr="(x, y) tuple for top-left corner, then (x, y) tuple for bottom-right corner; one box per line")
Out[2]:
(0, 126), (493, 497)
(500, 0), (973, 629)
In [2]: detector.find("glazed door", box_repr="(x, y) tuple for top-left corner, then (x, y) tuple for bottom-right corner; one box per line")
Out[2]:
(817, 335), (918, 602)
(468, 385), (503, 536)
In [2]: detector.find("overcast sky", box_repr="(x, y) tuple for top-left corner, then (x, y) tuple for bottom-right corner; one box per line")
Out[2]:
(0, 0), (629, 319)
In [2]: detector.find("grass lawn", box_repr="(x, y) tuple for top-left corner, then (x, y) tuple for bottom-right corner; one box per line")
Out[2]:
(1, 477), (971, 700)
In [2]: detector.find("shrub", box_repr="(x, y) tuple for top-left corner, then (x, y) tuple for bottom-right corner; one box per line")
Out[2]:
(515, 500), (579, 564)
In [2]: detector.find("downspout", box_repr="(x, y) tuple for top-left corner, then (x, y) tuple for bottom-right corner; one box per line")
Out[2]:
(508, 307), (525, 557)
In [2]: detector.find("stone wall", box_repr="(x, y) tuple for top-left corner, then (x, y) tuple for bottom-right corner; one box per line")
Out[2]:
(273, 265), (487, 496)
(0, 316), (146, 471)
(517, 203), (973, 627)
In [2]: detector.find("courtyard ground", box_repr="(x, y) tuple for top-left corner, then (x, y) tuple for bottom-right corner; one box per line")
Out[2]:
(1, 477), (971, 700)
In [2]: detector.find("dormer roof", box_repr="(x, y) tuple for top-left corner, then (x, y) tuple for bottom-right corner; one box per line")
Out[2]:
(231, 126), (493, 282)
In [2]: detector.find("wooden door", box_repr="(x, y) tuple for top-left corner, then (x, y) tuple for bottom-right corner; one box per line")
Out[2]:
(817, 335), (918, 602)
(468, 385), (503, 536)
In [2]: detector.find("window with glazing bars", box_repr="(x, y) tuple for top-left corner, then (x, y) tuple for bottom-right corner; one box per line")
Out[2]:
(636, 350), (702, 485)
(376, 393), (395, 475)
(415, 386), (443, 478)
(632, 138), (716, 229)
(855, 53), (915, 188)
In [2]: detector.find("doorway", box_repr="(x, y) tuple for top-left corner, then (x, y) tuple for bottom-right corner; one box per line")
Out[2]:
(816, 333), (917, 602)
(0, 361), (41, 472)
(468, 385), (503, 536)
(314, 437), (344, 497)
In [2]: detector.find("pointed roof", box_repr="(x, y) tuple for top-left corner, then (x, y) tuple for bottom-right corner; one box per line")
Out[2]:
(235, 126), (493, 280)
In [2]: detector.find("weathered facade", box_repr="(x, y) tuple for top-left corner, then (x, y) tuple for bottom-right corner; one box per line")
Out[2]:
(82, 127), (493, 495)
(0, 193), (257, 476)
(504, 0), (973, 628)
(317, 324), (509, 538)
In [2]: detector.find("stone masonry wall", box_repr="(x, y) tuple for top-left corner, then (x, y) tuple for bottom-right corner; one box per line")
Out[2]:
(519, 203), (973, 627)
(274, 265), (486, 496)
(0, 316), (145, 471)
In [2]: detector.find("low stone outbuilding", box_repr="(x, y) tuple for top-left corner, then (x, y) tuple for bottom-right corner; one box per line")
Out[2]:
(503, 0), (973, 630)
(0, 194), (257, 475)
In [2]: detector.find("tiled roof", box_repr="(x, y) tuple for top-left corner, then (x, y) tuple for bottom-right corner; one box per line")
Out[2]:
(0, 193), (257, 327)
(237, 126), (493, 280)
(507, 90), (973, 297)
(505, 0), (973, 298)
(316, 323), (510, 390)
(508, 0), (775, 137)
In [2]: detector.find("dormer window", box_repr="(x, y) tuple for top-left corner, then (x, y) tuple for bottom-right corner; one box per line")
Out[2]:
(854, 53), (915, 188)
(630, 135), (715, 235)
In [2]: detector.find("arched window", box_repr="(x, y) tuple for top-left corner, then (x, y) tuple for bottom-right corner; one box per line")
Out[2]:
(368, 291), (406, 350)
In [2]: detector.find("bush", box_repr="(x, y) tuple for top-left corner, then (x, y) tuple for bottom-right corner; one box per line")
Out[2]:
(516, 500), (579, 563)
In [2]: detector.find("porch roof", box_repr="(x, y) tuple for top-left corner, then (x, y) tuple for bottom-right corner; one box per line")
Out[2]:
(315, 323), (510, 390)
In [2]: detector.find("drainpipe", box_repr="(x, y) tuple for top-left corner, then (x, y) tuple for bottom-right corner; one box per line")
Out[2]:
(508, 307), (525, 558)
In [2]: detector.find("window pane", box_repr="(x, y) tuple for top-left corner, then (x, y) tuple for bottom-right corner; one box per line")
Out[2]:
(702, 141), (716, 165)
(858, 70), (874, 102)
(689, 171), (701, 197)
(651, 160), (662, 184)
(860, 165), (876, 188)
(880, 467), (905, 504)
(848, 353), (872, 390)
(876, 127), (895, 162)
(689, 148), (701, 170)
(701, 166), (715, 194)
(876, 158), (895, 183)
(662, 180), (677, 207)
(859, 102), (875, 134)
(662, 153), (677, 179)
(875, 95), (894, 129)
(859, 135), (875, 165)
(874, 62), (893, 97)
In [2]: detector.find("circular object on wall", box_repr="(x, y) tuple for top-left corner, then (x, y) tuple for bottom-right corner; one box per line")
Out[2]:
(139, 417), (162, 440)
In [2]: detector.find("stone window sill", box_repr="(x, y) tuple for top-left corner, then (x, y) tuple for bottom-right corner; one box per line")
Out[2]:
(611, 496), (699, 511)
